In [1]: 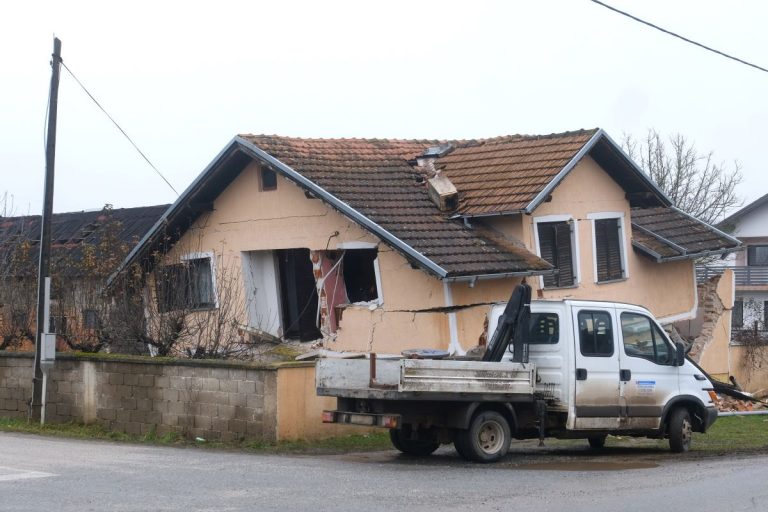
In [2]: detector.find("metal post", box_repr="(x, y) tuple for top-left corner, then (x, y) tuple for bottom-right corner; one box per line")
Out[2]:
(30, 37), (62, 421)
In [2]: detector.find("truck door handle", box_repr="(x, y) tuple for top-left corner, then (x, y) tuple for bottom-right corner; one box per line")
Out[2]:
(576, 368), (588, 380)
(620, 369), (631, 382)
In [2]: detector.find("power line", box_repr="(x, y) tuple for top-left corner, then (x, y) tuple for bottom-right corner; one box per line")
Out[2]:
(60, 61), (180, 195)
(590, 0), (768, 74)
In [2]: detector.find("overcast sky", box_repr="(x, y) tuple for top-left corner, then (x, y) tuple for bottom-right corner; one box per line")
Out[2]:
(2, 0), (766, 217)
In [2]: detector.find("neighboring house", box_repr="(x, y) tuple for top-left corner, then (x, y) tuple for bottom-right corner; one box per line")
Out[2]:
(717, 193), (768, 334)
(111, 128), (739, 358)
(0, 205), (167, 351)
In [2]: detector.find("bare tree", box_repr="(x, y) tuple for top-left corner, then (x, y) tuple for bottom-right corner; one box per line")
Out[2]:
(623, 129), (742, 224)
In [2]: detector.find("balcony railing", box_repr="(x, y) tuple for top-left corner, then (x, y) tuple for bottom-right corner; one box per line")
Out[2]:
(696, 265), (768, 287)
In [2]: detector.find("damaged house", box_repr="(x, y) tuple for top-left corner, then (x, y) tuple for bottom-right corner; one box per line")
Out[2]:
(111, 129), (740, 359)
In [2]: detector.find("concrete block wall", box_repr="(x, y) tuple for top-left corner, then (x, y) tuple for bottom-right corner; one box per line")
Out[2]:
(0, 352), (278, 442)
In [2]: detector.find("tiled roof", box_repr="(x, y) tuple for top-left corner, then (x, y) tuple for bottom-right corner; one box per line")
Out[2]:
(438, 130), (599, 216)
(0, 205), (168, 275)
(631, 207), (741, 261)
(242, 135), (553, 277)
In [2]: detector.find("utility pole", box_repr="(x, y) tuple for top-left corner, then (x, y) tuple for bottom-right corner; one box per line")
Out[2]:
(30, 37), (62, 421)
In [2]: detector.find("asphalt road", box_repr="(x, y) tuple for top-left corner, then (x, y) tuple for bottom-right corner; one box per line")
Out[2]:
(1, 432), (766, 512)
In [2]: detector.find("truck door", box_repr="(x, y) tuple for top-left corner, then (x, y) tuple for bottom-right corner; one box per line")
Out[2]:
(617, 310), (680, 429)
(572, 307), (622, 429)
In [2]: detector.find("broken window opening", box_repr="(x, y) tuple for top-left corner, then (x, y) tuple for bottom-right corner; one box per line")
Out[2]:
(277, 248), (321, 341)
(342, 249), (379, 303)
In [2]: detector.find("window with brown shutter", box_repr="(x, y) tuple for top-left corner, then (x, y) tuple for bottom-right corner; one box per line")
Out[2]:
(595, 218), (623, 282)
(537, 221), (575, 288)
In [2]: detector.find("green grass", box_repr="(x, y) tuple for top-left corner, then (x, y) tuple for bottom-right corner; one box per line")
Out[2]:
(0, 417), (391, 453)
(1, 415), (766, 456)
(692, 415), (768, 452)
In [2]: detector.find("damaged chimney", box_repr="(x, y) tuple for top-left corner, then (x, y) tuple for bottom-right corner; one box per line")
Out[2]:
(416, 144), (459, 212)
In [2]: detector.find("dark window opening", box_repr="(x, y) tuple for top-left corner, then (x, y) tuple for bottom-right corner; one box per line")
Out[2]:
(578, 310), (614, 357)
(261, 166), (277, 191)
(595, 218), (623, 282)
(343, 249), (379, 303)
(537, 221), (574, 288)
(528, 312), (559, 345)
(155, 257), (215, 312)
(49, 315), (67, 334)
(277, 248), (321, 341)
(83, 309), (100, 330)
(747, 245), (768, 266)
(764, 301), (768, 329)
(733, 300), (744, 329)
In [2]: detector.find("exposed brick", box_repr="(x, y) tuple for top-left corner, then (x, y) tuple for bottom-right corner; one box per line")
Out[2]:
(138, 375), (155, 387)
(123, 374), (139, 386)
(108, 373), (123, 386)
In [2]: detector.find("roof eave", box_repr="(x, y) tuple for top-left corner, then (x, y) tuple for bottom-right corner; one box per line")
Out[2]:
(443, 268), (556, 282)
(107, 137), (244, 287)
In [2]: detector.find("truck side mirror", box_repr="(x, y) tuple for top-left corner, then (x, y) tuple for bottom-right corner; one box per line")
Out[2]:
(675, 342), (686, 366)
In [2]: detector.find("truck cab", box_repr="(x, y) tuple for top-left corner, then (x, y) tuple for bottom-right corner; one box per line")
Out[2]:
(491, 299), (717, 449)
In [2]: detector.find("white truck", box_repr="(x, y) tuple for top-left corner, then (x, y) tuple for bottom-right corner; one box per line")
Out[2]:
(316, 285), (719, 462)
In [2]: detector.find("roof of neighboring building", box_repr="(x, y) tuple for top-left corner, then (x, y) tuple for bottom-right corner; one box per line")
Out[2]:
(0, 205), (169, 275)
(720, 192), (768, 229)
(631, 207), (741, 261)
(111, 129), (739, 282)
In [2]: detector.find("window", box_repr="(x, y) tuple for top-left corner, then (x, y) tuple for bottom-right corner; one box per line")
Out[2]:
(733, 300), (744, 329)
(156, 257), (215, 312)
(594, 218), (624, 282)
(342, 249), (379, 303)
(528, 312), (559, 345)
(621, 313), (674, 365)
(83, 309), (100, 330)
(747, 245), (768, 266)
(537, 221), (575, 288)
(260, 166), (277, 191)
(48, 315), (67, 334)
(578, 310), (614, 357)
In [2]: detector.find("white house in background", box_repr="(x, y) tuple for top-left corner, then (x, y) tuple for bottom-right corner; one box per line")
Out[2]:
(719, 193), (768, 333)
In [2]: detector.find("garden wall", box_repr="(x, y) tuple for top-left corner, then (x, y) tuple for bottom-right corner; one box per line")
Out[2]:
(0, 352), (353, 442)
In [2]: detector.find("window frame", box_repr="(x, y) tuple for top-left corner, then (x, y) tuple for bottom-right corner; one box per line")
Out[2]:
(587, 212), (629, 284)
(747, 245), (768, 267)
(533, 215), (580, 289)
(260, 166), (278, 191)
(181, 252), (217, 310)
(620, 312), (675, 366)
(577, 310), (614, 357)
(732, 299), (744, 329)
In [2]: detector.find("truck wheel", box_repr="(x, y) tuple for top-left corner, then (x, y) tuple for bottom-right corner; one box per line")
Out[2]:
(455, 411), (511, 463)
(588, 435), (607, 449)
(389, 429), (440, 456)
(668, 407), (693, 453)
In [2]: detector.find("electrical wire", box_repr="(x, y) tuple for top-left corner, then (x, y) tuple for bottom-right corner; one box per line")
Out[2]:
(590, 0), (768, 74)
(59, 61), (180, 195)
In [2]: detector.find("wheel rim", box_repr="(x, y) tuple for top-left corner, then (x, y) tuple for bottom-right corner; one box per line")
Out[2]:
(477, 420), (504, 454)
(681, 418), (692, 447)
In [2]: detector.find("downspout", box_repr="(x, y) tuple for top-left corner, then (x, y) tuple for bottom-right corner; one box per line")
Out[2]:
(442, 280), (465, 356)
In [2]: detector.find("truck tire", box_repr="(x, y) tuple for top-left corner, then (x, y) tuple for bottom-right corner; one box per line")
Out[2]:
(455, 411), (511, 463)
(668, 407), (693, 453)
(587, 435), (607, 449)
(389, 429), (440, 456)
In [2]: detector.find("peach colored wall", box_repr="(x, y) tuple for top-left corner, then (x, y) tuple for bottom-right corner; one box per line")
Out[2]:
(699, 269), (734, 376)
(729, 345), (768, 393)
(166, 162), (459, 353)
(275, 364), (374, 440)
(486, 157), (696, 321)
